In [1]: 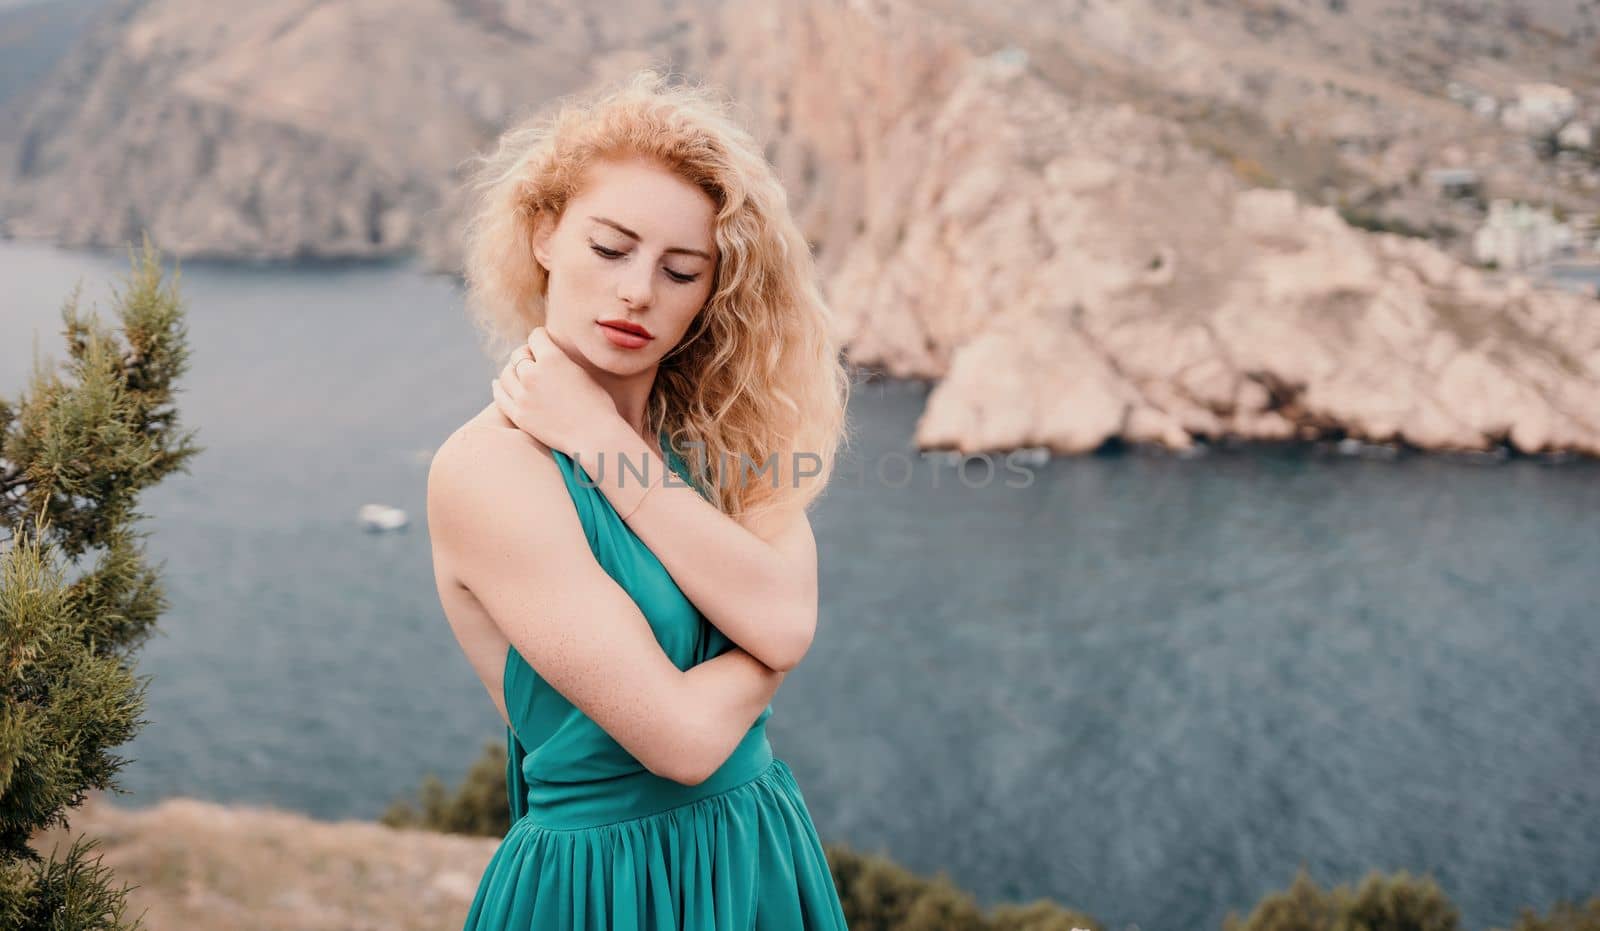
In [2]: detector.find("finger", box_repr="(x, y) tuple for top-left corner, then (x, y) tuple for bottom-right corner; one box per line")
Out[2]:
(527, 326), (557, 361)
(491, 380), (515, 420)
(502, 350), (530, 377)
(497, 361), (525, 399)
(504, 344), (533, 371)
(492, 377), (522, 412)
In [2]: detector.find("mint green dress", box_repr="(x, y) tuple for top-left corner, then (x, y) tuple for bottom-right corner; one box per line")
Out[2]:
(461, 435), (850, 931)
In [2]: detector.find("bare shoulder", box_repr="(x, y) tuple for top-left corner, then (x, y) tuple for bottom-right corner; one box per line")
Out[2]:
(446, 402), (552, 451)
(432, 405), (553, 481)
(426, 405), (571, 565)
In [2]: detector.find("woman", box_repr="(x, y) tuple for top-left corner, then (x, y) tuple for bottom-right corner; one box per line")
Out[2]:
(426, 68), (853, 930)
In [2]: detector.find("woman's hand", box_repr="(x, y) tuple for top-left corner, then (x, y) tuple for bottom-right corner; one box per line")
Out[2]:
(491, 326), (619, 456)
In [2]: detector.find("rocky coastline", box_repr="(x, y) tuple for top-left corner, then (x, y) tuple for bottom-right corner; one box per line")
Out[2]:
(3, 0), (1597, 459)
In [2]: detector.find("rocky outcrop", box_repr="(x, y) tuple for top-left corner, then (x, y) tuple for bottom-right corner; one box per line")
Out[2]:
(3, 0), (1598, 456)
(702, 2), (1600, 456)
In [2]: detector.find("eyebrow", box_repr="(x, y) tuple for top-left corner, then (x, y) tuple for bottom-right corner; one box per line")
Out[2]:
(588, 216), (714, 261)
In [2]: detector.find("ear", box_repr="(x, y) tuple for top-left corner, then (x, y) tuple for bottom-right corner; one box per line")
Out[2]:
(530, 213), (555, 270)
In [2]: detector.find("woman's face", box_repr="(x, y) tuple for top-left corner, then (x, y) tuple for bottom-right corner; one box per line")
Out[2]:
(531, 155), (719, 377)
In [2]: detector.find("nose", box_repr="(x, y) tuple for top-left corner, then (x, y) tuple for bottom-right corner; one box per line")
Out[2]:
(617, 258), (654, 309)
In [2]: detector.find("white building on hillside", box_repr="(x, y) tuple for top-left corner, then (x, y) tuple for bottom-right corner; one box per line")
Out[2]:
(1472, 200), (1577, 269)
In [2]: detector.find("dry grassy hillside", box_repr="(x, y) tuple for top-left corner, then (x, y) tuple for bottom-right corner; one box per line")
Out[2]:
(31, 792), (497, 931)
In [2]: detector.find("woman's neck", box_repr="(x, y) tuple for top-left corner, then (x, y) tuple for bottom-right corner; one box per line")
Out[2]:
(585, 361), (658, 447)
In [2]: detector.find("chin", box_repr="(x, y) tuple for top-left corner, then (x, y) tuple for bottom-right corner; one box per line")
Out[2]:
(584, 336), (658, 375)
(600, 353), (659, 376)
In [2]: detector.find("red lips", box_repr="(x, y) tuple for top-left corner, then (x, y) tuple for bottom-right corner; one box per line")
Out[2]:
(598, 318), (653, 339)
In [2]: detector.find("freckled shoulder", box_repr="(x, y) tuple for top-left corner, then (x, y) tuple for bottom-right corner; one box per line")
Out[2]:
(453, 403), (554, 457)
(427, 412), (568, 561)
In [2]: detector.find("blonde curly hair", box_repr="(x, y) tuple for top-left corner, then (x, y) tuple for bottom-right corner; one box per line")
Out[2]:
(458, 68), (852, 524)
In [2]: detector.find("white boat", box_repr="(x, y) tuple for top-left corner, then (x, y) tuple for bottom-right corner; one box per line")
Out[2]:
(358, 504), (410, 532)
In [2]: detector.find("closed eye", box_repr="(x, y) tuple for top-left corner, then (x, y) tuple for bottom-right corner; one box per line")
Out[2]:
(590, 243), (701, 284)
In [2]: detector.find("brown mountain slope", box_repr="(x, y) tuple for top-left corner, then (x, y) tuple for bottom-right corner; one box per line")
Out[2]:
(2, 0), (1597, 455)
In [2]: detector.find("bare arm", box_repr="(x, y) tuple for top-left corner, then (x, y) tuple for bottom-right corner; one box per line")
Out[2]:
(576, 418), (818, 672)
(427, 425), (783, 785)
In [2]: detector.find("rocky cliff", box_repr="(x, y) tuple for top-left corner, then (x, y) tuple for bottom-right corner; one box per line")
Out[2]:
(3, 0), (1598, 456)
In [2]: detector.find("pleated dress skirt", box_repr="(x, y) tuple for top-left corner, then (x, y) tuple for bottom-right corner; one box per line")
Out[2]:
(459, 438), (850, 930)
(461, 725), (849, 930)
